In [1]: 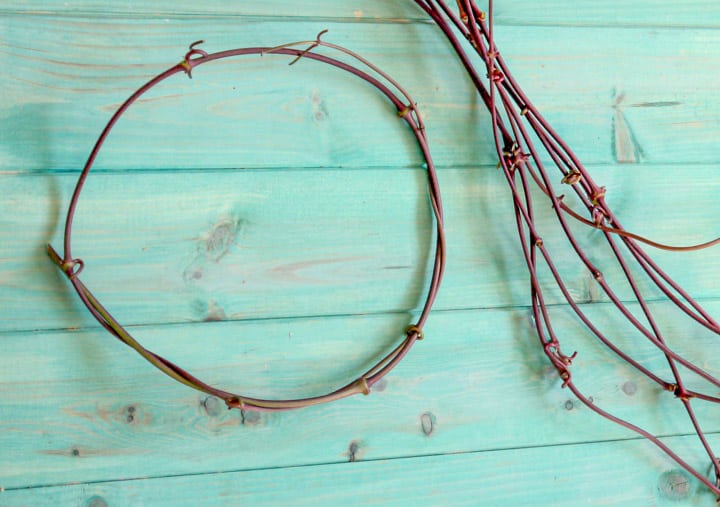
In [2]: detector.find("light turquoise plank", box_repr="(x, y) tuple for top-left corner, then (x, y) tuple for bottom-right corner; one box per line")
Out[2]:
(2, 435), (720, 506)
(0, 0), (422, 20)
(2, 302), (720, 489)
(2, 3), (720, 507)
(2, 1), (719, 29)
(3, 18), (720, 172)
(1, 165), (718, 333)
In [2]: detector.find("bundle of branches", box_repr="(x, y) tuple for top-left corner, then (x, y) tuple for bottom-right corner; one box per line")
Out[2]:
(414, 0), (720, 496)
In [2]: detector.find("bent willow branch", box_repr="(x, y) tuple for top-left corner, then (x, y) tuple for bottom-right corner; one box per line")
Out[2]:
(49, 38), (446, 412)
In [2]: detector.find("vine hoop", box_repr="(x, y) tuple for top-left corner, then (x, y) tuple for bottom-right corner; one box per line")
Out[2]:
(48, 34), (446, 412)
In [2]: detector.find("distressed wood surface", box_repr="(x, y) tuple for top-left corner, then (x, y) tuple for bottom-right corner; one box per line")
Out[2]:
(3, 18), (720, 172)
(1, 166), (719, 333)
(4, 434), (720, 507)
(2, 301), (720, 491)
(3, 1), (720, 28)
(2, 1), (720, 506)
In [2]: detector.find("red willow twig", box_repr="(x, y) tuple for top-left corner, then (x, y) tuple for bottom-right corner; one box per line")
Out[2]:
(414, 0), (720, 497)
(49, 35), (446, 412)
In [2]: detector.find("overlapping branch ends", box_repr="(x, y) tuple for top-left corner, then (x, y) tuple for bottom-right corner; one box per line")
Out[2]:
(414, 0), (720, 497)
(49, 41), (446, 413)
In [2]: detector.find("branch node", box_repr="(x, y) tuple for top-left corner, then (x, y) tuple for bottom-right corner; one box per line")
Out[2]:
(181, 40), (208, 79)
(406, 324), (425, 341)
(561, 170), (582, 185)
(288, 29), (329, 66)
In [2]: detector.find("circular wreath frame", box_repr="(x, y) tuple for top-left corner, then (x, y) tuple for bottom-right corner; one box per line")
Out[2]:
(48, 35), (446, 412)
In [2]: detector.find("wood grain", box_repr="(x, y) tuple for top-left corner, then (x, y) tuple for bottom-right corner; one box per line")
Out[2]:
(3, 1), (719, 28)
(1, 165), (718, 333)
(2, 433), (720, 506)
(3, 2), (720, 505)
(2, 18), (720, 172)
(2, 301), (720, 490)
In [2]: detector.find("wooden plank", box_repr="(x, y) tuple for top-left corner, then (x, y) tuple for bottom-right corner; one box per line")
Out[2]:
(2, 301), (720, 489)
(2, 1), (719, 29)
(1, 3), (720, 506)
(0, 1), (423, 20)
(3, 18), (720, 172)
(2, 433), (720, 506)
(2, 165), (718, 333)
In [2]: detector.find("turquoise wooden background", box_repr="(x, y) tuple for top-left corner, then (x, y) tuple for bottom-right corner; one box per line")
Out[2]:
(2, 1), (720, 505)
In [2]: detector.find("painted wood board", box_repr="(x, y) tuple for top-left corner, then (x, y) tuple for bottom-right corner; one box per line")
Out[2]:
(3, 1), (720, 505)
(1, 165), (718, 333)
(3, 1), (719, 29)
(3, 434), (720, 506)
(2, 18), (720, 172)
(2, 301), (720, 489)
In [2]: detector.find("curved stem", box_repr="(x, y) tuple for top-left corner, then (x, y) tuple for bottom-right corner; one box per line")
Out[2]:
(50, 41), (446, 412)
